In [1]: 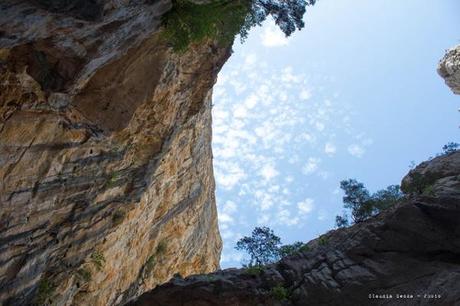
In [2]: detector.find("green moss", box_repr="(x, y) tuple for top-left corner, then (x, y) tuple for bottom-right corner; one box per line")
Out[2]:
(112, 209), (126, 226)
(76, 268), (92, 283)
(244, 265), (264, 276)
(34, 278), (55, 305)
(270, 285), (290, 301)
(91, 250), (105, 271)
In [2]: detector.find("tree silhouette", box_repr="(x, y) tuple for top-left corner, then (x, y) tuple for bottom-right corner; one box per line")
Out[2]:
(235, 226), (281, 266)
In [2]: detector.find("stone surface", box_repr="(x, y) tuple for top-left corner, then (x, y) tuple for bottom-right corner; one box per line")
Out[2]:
(0, 1), (229, 305)
(130, 152), (460, 306)
(438, 45), (460, 95)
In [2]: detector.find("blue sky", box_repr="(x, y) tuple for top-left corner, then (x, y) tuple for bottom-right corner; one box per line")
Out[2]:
(212, 0), (460, 268)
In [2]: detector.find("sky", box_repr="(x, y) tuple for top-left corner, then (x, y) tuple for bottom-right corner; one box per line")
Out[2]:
(212, 0), (460, 268)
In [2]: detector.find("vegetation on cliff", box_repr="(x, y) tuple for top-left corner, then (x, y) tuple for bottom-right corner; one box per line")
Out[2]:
(162, 0), (316, 51)
(235, 226), (308, 266)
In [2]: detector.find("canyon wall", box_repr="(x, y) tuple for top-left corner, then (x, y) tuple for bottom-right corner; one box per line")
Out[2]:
(0, 1), (229, 305)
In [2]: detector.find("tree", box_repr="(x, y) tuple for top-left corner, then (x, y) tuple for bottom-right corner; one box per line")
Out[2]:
(335, 179), (403, 227)
(279, 241), (307, 257)
(442, 142), (459, 154)
(340, 179), (373, 223)
(335, 214), (349, 228)
(162, 0), (316, 51)
(235, 226), (282, 266)
(371, 184), (403, 211)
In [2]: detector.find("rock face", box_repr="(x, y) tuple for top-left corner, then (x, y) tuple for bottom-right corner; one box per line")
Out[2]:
(130, 151), (460, 306)
(0, 1), (228, 305)
(438, 45), (460, 95)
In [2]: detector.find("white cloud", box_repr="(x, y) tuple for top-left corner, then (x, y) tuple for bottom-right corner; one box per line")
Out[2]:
(324, 142), (336, 155)
(302, 157), (320, 175)
(222, 200), (237, 214)
(297, 198), (315, 215)
(278, 209), (300, 226)
(348, 144), (365, 158)
(299, 89), (312, 100)
(214, 161), (246, 190)
(219, 213), (234, 224)
(260, 164), (279, 181)
(260, 21), (289, 47)
(244, 53), (257, 66)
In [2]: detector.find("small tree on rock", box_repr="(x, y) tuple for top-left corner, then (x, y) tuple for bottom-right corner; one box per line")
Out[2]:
(335, 179), (403, 227)
(235, 226), (281, 266)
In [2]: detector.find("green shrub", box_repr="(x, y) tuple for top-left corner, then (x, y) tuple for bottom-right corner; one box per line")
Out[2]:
(401, 171), (440, 195)
(34, 278), (55, 305)
(299, 244), (310, 252)
(279, 241), (308, 257)
(162, 0), (251, 52)
(318, 236), (328, 246)
(162, 0), (315, 52)
(91, 250), (105, 271)
(156, 240), (168, 255)
(244, 265), (264, 276)
(270, 285), (290, 301)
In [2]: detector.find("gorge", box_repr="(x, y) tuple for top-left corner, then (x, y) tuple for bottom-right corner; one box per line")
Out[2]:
(0, 0), (459, 305)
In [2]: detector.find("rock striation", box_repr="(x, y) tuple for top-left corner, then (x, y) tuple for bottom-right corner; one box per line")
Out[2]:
(0, 1), (229, 305)
(130, 151), (460, 306)
(438, 45), (460, 95)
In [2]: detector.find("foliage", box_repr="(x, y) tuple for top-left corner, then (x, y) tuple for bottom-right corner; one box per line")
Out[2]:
(244, 265), (265, 276)
(279, 241), (308, 257)
(442, 142), (459, 154)
(270, 285), (290, 301)
(318, 235), (328, 246)
(372, 184), (403, 211)
(91, 250), (105, 271)
(34, 278), (55, 305)
(162, 0), (316, 52)
(156, 240), (168, 255)
(401, 171), (440, 195)
(335, 214), (349, 228)
(336, 179), (403, 226)
(235, 226), (282, 266)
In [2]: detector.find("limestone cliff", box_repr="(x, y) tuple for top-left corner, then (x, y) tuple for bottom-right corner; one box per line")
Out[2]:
(0, 1), (229, 305)
(438, 45), (460, 95)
